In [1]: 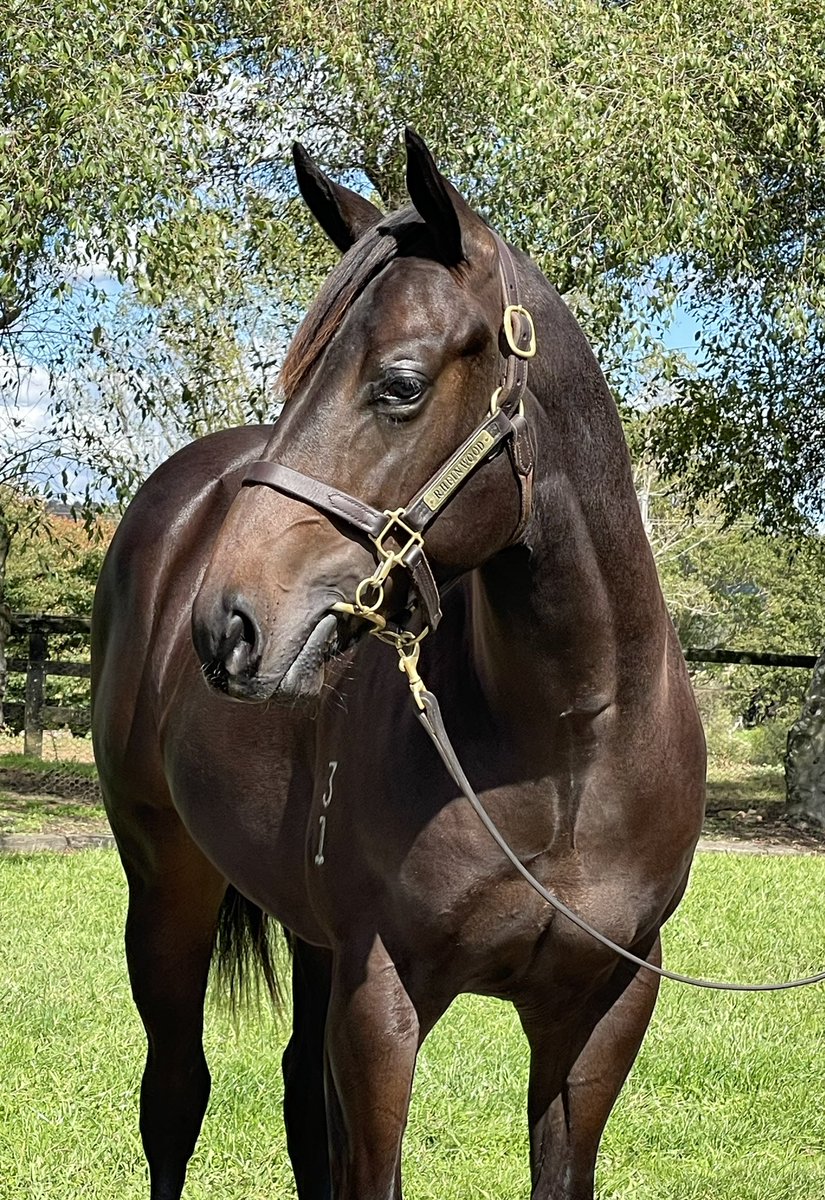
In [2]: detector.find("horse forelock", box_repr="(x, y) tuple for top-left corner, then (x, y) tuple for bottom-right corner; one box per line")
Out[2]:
(278, 213), (404, 402)
(277, 209), (466, 402)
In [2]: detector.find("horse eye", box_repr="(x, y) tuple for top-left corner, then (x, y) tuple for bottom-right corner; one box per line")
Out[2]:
(375, 373), (426, 407)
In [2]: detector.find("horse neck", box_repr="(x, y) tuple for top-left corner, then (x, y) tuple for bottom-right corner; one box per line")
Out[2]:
(468, 267), (668, 729)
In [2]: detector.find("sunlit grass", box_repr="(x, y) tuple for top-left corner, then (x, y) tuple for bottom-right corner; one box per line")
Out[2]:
(0, 752), (97, 777)
(1, 851), (824, 1198)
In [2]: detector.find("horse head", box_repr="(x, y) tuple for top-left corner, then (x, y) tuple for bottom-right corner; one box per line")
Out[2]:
(192, 130), (533, 706)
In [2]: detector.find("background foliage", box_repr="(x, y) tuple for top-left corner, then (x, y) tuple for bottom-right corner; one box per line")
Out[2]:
(3, 504), (109, 617)
(1, 497), (111, 716)
(1, 0), (825, 782)
(2, 0), (825, 522)
(647, 488), (825, 769)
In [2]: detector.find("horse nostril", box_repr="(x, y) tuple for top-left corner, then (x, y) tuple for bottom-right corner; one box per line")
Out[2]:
(220, 598), (262, 678)
(222, 611), (245, 652)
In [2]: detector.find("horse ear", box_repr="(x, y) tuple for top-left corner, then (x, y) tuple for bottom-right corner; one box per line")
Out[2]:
(405, 127), (496, 269)
(404, 128), (465, 264)
(292, 143), (383, 252)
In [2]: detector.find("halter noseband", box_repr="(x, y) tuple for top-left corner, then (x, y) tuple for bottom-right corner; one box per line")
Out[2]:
(241, 233), (536, 655)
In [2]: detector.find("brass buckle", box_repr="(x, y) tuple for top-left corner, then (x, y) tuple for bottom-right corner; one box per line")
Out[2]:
(373, 509), (424, 564)
(503, 305), (537, 359)
(331, 509), (423, 628)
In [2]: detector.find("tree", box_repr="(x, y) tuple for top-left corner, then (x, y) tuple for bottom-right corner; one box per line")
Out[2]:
(257, 1), (825, 525)
(645, 481), (825, 822)
(6, 0), (825, 519)
(4, 0), (825, 775)
(786, 661), (825, 825)
(0, 0), (225, 322)
(0, 495), (113, 723)
(0, 0), (289, 675)
(649, 489), (825, 715)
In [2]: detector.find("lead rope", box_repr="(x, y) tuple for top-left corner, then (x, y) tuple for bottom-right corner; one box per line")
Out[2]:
(397, 651), (825, 993)
(318, 241), (824, 991)
(334, 549), (825, 992)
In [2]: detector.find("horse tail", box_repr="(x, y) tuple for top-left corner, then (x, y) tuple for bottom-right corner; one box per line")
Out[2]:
(212, 885), (285, 1011)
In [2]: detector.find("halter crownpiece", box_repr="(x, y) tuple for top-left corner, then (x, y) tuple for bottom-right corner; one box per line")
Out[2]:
(242, 232), (536, 638)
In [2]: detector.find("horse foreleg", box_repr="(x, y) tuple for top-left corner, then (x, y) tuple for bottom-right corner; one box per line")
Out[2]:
(324, 934), (419, 1200)
(282, 937), (333, 1200)
(118, 814), (226, 1200)
(518, 938), (661, 1200)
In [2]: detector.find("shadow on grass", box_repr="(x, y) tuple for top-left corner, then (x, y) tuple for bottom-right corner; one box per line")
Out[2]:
(0, 752), (100, 804)
(704, 763), (824, 850)
(705, 765), (785, 813)
(0, 790), (108, 836)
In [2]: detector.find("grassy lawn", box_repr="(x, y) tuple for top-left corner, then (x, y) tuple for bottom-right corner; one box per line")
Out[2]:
(2, 851), (825, 1198)
(0, 750), (104, 837)
(0, 794), (107, 836)
(706, 762), (785, 810)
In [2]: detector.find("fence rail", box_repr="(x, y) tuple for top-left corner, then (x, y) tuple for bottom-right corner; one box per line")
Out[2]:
(1, 612), (822, 759)
(684, 648), (819, 669)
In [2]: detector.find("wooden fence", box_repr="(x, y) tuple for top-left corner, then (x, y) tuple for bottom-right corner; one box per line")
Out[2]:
(0, 612), (821, 759)
(3, 614), (91, 758)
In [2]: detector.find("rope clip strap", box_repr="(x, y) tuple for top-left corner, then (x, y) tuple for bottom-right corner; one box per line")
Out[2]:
(396, 636), (427, 710)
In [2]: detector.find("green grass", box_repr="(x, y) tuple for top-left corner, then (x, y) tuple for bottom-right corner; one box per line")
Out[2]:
(0, 792), (108, 835)
(1, 851), (825, 1198)
(0, 753), (97, 778)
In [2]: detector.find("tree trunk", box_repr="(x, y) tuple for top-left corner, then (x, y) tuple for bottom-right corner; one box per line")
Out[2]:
(0, 512), (10, 727)
(785, 648), (825, 826)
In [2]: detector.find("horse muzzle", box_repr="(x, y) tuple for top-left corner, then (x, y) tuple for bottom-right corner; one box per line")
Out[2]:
(192, 584), (370, 708)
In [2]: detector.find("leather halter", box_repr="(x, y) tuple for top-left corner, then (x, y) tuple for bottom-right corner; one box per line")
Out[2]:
(240, 231), (825, 994)
(242, 233), (535, 633)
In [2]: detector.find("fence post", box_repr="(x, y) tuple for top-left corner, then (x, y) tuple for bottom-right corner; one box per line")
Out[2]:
(24, 626), (47, 758)
(0, 600), (9, 729)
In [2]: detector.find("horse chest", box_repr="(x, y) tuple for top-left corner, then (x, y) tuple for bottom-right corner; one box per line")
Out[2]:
(303, 747), (565, 962)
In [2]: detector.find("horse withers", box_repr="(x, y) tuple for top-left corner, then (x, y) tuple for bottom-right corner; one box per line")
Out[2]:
(92, 130), (706, 1200)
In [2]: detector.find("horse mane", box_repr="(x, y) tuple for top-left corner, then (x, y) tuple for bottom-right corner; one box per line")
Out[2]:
(278, 208), (432, 402)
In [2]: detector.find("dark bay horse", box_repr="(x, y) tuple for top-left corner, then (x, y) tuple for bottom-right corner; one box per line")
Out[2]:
(92, 130), (706, 1200)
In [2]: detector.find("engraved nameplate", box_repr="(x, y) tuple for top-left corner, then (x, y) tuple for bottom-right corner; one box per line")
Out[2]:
(422, 430), (495, 512)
